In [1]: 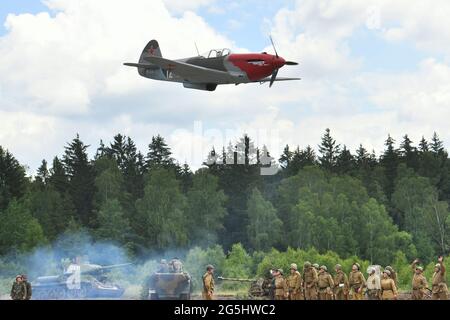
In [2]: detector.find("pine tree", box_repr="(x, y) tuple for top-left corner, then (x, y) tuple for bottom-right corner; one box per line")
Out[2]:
(336, 145), (355, 174)
(48, 156), (69, 195)
(381, 135), (399, 202)
(279, 145), (293, 169)
(145, 135), (175, 169)
(400, 134), (418, 170)
(36, 159), (49, 186)
(180, 162), (193, 192)
(419, 136), (429, 153)
(0, 146), (27, 210)
(431, 132), (444, 155)
(356, 144), (369, 166)
(63, 134), (95, 226)
(318, 128), (340, 171)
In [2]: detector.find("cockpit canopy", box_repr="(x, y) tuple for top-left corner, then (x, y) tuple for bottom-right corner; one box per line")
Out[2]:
(200, 48), (231, 58)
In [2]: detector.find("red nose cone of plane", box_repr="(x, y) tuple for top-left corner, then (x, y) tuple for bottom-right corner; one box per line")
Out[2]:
(273, 56), (286, 68)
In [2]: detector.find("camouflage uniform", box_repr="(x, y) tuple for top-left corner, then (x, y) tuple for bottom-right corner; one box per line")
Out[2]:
(287, 265), (303, 300)
(431, 261), (448, 300)
(303, 263), (318, 300)
(202, 271), (215, 300)
(317, 267), (334, 300)
(333, 266), (349, 300)
(10, 279), (27, 300)
(411, 262), (428, 300)
(23, 280), (32, 300)
(349, 266), (366, 300)
(274, 271), (288, 300)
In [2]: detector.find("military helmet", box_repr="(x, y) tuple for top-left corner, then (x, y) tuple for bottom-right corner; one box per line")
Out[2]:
(367, 267), (375, 274)
(383, 269), (391, 276)
(416, 266), (423, 272)
(277, 268), (284, 275)
(385, 266), (394, 272)
(320, 265), (327, 271)
(313, 263), (319, 269)
(335, 264), (342, 270)
(206, 264), (215, 270)
(290, 263), (298, 271)
(435, 263), (441, 269)
(304, 261), (311, 268)
(353, 263), (361, 270)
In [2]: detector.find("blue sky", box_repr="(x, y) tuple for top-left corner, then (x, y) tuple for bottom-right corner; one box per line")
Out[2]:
(0, 0), (48, 35)
(1, 0), (450, 173)
(0, 0), (428, 73)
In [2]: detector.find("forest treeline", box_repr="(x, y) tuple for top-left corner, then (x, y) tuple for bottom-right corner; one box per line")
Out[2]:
(0, 129), (449, 266)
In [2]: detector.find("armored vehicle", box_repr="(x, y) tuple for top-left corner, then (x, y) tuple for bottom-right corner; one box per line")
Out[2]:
(32, 263), (131, 299)
(143, 272), (192, 300)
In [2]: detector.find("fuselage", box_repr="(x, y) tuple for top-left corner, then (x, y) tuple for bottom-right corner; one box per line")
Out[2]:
(183, 52), (286, 83)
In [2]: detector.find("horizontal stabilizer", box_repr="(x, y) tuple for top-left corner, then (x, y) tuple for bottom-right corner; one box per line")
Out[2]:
(123, 62), (160, 70)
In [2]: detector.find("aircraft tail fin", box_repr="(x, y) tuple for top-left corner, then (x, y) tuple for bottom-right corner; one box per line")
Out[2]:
(139, 40), (162, 63)
(136, 40), (162, 77)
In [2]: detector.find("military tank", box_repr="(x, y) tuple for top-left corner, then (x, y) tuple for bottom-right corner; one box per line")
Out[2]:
(217, 276), (271, 299)
(142, 271), (192, 300)
(32, 263), (131, 299)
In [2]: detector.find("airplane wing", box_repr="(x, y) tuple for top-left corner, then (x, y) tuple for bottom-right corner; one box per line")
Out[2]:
(254, 77), (301, 83)
(143, 56), (237, 83)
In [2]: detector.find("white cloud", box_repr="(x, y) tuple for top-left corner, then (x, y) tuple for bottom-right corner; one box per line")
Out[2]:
(2, 0), (450, 174)
(162, 0), (216, 15)
(0, 0), (234, 116)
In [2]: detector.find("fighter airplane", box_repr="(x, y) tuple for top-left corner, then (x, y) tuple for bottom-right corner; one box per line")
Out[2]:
(124, 38), (299, 91)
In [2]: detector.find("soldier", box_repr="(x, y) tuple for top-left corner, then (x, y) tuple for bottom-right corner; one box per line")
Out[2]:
(380, 270), (397, 300)
(317, 266), (334, 300)
(348, 263), (365, 300)
(10, 275), (27, 300)
(366, 267), (381, 300)
(21, 274), (32, 300)
(313, 263), (320, 273)
(411, 259), (428, 300)
(287, 263), (303, 300)
(273, 269), (288, 300)
(157, 259), (170, 273)
(431, 256), (449, 300)
(261, 269), (275, 299)
(170, 257), (183, 273)
(303, 261), (318, 300)
(202, 265), (215, 300)
(385, 266), (397, 287)
(333, 264), (349, 300)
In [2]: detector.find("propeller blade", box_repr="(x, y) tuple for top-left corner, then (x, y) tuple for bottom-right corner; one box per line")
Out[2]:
(269, 68), (279, 88)
(285, 61), (299, 65)
(269, 35), (279, 58)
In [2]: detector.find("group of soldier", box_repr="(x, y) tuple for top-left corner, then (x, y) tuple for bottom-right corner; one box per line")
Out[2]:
(202, 256), (448, 301)
(269, 256), (448, 300)
(10, 274), (32, 300)
(157, 258), (184, 273)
